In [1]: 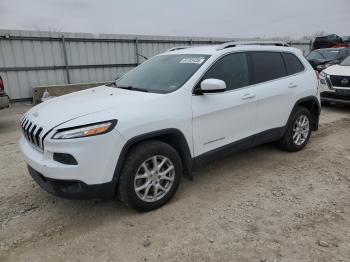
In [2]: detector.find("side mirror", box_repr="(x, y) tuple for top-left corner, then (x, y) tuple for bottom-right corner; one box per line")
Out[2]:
(199, 79), (226, 94)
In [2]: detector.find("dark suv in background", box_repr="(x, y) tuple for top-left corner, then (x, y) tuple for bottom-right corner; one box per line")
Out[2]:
(342, 36), (350, 45)
(306, 48), (350, 72)
(312, 34), (345, 50)
(0, 76), (10, 110)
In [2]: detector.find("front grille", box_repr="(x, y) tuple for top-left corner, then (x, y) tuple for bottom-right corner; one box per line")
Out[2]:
(20, 116), (44, 151)
(330, 75), (350, 88)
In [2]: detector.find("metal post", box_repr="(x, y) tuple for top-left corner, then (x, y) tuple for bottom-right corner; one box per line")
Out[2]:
(189, 39), (193, 46)
(61, 35), (71, 84)
(309, 40), (312, 52)
(135, 38), (140, 65)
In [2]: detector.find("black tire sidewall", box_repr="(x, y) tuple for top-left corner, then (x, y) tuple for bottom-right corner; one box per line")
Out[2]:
(119, 141), (182, 211)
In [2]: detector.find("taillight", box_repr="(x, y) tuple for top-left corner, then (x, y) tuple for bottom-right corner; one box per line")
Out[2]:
(315, 70), (320, 80)
(0, 78), (4, 92)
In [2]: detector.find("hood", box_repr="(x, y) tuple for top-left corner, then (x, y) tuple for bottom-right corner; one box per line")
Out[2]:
(324, 64), (350, 76)
(24, 85), (161, 131)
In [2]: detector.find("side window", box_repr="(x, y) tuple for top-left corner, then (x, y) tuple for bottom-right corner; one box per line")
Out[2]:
(250, 52), (287, 84)
(339, 50), (350, 60)
(200, 52), (249, 91)
(282, 53), (305, 75)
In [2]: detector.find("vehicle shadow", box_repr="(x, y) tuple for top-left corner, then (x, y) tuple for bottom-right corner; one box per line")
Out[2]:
(322, 103), (350, 112)
(1, 138), (320, 256)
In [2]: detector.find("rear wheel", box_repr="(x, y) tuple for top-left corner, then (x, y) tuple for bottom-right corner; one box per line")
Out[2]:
(118, 140), (182, 212)
(279, 107), (312, 152)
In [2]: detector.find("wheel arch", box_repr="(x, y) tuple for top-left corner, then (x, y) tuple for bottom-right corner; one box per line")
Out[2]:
(111, 128), (193, 194)
(288, 96), (321, 131)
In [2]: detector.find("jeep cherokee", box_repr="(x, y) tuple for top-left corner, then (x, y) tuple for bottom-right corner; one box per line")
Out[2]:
(19, 42), (320, 211)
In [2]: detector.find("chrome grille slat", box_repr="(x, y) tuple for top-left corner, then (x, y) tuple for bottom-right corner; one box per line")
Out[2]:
(20, 116), (26, 126)
(20, 116), (44, 152)
(27, 124), (34, 142)
(20, 118), (25, 128)
(29, 125), (37, 144)
(26, 123), (32, 142)
(21, 116), (26, 125)
(34, 127), (43, 147)
(22, 119), (29, 130)
(22, 119), (28, 138)
(23, 119), (29, 137)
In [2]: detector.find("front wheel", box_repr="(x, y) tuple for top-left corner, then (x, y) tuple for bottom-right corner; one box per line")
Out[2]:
(118, 140), (182, 212)
(279, 107), (312, 152)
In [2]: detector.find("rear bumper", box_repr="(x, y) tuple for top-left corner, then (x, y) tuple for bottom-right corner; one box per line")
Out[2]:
(0, 94), (9, 109)
(28, 165), (115, 200)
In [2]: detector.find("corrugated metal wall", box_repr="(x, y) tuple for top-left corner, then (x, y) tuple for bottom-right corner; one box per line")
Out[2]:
(0, 29), (311, 101)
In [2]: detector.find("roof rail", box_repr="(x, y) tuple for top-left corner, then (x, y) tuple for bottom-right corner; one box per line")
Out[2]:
(216, 41), (290, 50)
(166, 46), (192, 52)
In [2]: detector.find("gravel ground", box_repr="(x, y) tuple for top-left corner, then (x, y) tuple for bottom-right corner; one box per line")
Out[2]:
(0, 103), (350, 262)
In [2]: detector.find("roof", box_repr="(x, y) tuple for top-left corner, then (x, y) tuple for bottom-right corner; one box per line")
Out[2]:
(313, 47), (350, 52)
(161, 42), (299, 56)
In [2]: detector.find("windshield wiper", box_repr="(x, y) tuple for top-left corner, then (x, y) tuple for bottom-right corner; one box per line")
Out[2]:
(116, 85), (149, 92)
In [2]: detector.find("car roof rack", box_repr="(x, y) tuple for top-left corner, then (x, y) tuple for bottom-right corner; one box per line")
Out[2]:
(216, 41), (290, 50)
(166, 46), (193, 52)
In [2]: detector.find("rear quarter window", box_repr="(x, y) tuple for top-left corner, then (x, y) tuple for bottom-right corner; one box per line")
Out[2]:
(250, 51), (287, 84)
(282, 53), (305, 75)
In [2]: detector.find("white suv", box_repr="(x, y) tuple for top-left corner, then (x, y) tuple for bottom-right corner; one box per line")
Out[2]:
(20, 42), (320, 211)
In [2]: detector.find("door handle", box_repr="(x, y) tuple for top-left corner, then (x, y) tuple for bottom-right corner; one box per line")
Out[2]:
(288, 83), (298, 88)
(241, 93), (256, 100)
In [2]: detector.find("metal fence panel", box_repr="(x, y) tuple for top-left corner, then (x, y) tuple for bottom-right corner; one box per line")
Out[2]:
(0, 29), (311, 101)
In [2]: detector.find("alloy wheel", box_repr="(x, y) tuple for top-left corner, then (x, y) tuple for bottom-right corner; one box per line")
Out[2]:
(292, 114), (310, 146)
(134, 155), (175, 202)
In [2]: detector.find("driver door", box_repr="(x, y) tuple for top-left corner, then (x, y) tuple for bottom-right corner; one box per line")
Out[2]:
(191, 52), (257, 157)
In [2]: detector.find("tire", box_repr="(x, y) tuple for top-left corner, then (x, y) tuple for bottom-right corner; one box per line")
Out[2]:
(279, 107), (312, 152)
(118, 140), (182, 212)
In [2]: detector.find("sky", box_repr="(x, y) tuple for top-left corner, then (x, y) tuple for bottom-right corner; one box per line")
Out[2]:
(0, 0), (349, 39)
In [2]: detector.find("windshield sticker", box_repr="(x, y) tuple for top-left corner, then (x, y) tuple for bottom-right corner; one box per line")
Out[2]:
(180, 57), (205, 64)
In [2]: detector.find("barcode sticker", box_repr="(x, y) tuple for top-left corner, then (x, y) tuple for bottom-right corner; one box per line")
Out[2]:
(180, 58), (205, 64)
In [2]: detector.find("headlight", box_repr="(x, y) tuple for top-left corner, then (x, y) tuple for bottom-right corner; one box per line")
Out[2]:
(52, 120), (117, 139)
(319, 71), (327, 79)
(316, 64), (325, 70)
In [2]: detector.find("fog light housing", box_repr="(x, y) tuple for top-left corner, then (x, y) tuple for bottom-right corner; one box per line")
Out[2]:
(53, 153), (78, 165)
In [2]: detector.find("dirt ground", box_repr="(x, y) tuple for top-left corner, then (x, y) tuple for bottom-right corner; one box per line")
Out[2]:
(0, 103), (350, 262)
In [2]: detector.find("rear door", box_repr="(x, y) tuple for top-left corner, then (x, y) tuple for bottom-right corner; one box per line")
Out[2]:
(191, 52), (257, 156)
(250, 51), (299, 134)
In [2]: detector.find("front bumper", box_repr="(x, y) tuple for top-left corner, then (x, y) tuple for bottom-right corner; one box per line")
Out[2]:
(319, 81), (350, 105)
(0, 94), (9, 109)
(20, 128), (126, 198)
(321, 92), (350, 105)
(28, 165), (115, 200)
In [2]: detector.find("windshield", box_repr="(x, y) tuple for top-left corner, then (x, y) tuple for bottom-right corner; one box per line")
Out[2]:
(342, 36), (350, 43)
(307, 51), (324, 60)
(116, 54), (210, 93)
(318, 49), (340, 60)
(340, 56), (350, 66)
